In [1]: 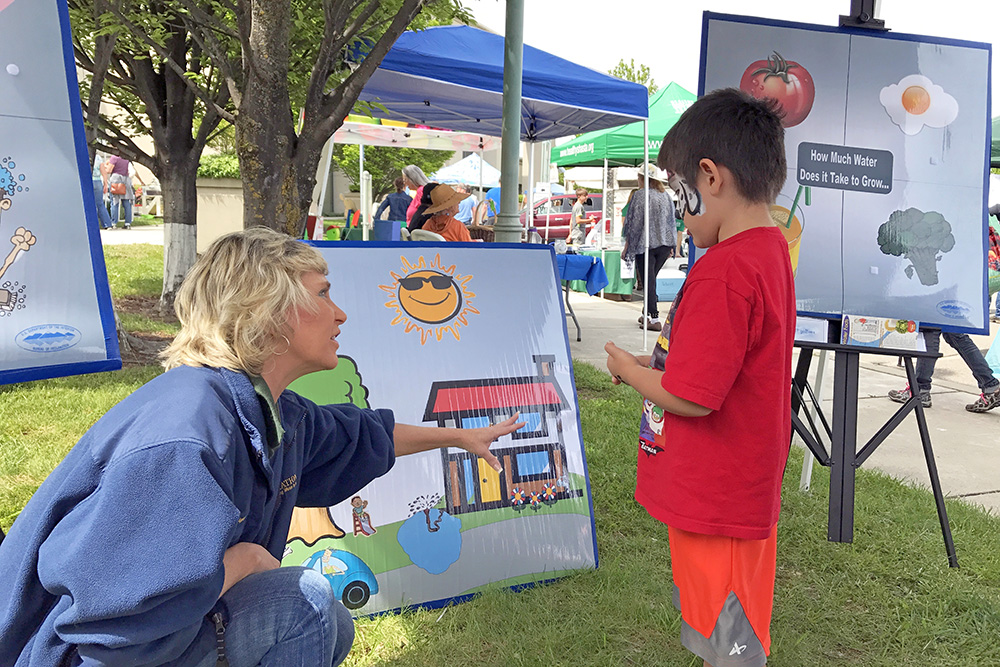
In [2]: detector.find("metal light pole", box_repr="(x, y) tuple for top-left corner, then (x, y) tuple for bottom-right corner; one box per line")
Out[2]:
(493, 0), (525, 243)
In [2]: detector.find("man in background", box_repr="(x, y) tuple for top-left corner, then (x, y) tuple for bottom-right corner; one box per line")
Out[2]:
(455, 184), (478, 225)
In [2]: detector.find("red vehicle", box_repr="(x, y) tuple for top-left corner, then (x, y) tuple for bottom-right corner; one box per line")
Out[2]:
(518, 193), (606, 242)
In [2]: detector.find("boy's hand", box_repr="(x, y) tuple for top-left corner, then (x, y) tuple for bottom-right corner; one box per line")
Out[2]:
(605, 342), (640, 385)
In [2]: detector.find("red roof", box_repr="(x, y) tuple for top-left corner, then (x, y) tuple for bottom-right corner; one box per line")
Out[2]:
(429, 381), (563, 414)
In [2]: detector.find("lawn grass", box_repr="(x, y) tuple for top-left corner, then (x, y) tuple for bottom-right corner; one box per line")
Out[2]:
(101, 243), (180, 336)
(102, 244), (164, 298)
(4, 353), (1000, 664)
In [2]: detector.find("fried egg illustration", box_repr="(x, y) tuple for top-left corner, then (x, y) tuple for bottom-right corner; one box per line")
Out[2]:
(879, 74), (958, 136)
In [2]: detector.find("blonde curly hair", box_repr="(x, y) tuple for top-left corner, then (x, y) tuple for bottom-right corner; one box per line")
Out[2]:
(161, 227), (327, 375)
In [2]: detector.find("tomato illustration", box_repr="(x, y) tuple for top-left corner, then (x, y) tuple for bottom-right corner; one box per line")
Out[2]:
(739, 51), (815, 128)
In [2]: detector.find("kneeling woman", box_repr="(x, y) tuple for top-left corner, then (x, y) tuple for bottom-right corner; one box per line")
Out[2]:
(0, 227), (520, 667)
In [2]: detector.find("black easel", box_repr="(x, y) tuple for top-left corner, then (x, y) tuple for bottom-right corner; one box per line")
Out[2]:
(792, 341), (959, 568)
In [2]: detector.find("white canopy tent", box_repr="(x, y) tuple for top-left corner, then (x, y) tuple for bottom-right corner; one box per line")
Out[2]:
(314, 121), (497, 237)
(430, 153), (501, 188)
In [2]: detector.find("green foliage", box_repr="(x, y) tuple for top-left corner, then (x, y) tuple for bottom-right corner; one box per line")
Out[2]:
(332, 144), (454, 199)
(608, 58), (658, 95)
(197, 153), (241, 179)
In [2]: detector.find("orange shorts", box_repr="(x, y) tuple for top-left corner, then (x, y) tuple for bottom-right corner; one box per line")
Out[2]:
(668, 524), (777, 667)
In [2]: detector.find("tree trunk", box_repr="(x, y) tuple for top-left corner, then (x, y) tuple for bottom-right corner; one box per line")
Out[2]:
(236, 1), (303, 235)
(158, 160), (199, 314)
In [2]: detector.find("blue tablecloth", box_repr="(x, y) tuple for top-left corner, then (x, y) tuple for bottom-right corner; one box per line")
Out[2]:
(556, 254), (609, 295)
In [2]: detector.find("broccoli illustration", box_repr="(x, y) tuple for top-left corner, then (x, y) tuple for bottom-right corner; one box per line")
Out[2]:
(877, 207), (955, 286)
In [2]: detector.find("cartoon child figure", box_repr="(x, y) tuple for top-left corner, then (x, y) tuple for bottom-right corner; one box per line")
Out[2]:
(351, 495), (377, 536)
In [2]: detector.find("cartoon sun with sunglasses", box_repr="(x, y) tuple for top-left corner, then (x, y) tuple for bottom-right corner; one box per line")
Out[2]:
(379, 254), (479, 344)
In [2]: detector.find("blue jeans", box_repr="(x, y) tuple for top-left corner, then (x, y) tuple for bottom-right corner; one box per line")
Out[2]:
(187, 567), (355, 667)
(110, 194), (133, 227)
(92, 178), (113, 229)
(917, 331), (1000, 393)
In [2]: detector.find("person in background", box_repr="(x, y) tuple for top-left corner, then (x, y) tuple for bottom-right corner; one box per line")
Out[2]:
(374, 177), (412, 223)
(91, 152), (114, 230)
(990, 204), (1000, 322)
(408, 182), (439, 232)
(419, 184), (473, 242)
(455, 184), (478, 225)
(567, 188), (591, 246)
(0, 227), (519, 666)
(106, 154), (144, 229)
(402, 165), (430, 226)
(622, 164), (677, 332)
(887, 330), (1000, 411)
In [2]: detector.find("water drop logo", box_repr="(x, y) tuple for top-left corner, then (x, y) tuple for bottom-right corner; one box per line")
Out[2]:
(15, 324), (82, 353)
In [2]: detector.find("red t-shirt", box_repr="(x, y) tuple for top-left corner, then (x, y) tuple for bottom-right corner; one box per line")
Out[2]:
(635, 226), (796, 540)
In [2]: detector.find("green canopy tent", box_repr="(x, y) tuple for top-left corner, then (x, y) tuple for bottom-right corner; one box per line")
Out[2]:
(551, 82), (696, 168)
(548, 82), (695, 349)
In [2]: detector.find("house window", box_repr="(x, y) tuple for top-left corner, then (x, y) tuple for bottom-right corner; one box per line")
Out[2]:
(514, 450), (552, 478)
(462, 416), (491, 429)
(463, 458), (476, 505)
(512, 411), (545, 440)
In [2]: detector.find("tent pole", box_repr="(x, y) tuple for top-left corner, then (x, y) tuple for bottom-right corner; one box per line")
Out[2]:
(494, 0), (525, 244)
(316, 138), (334, 238)
(360, 143), (368, 241)
(643, 120), (649, 351)
(527, 142), (535, 239)
(601, 157), (607, 298)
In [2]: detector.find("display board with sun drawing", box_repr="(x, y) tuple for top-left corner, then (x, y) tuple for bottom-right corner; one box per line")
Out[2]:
(282, 242), (598, 616)
(701, 12), (992, 333)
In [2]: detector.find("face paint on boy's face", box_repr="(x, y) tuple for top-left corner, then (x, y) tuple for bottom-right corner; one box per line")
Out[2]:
(668, 173), (706, 217)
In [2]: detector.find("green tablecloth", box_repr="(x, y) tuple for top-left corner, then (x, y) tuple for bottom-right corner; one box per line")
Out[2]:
(567, 249), (634, 295)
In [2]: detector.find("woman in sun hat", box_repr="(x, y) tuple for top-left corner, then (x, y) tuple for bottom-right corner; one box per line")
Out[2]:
(419, 184), (474, 242)
(622, 163), (676, 331)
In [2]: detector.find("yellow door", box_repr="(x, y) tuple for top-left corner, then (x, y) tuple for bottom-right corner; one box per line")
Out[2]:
(477, 458), (502, 503)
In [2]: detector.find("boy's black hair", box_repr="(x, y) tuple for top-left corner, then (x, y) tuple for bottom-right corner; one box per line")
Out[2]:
(657, 88), (786, 204)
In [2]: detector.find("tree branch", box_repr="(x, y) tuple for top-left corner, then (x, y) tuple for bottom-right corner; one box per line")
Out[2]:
(105, 4), (230, 121)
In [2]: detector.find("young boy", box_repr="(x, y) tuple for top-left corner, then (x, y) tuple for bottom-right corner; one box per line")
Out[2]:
(605, 88), (795, 667)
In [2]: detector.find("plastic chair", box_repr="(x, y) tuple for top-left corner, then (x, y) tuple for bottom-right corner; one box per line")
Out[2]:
(410, 229), (446, 242)
(400, 228), (411, 241)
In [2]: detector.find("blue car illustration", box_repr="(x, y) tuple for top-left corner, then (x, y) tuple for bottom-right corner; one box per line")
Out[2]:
(303, 548), (379, 610)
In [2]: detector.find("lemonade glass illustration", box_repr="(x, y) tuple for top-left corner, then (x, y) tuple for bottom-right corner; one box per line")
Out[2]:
(769, 188), (807, 276)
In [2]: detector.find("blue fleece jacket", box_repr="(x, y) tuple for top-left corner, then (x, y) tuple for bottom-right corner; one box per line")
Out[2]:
(0, 366), (395, 666)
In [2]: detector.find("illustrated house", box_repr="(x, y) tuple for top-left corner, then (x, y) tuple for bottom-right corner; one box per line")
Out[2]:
(422, 354), (583, 515)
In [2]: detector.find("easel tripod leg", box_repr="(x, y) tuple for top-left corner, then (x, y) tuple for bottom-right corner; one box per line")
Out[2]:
(904, 358), (959, 567)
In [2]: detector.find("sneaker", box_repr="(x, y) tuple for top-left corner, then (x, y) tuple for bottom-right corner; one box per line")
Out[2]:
(124, 224), (131, 229)
(888, 385), (932, 408)
(640, 316), (662, 332)
(965, 387), (1000, 413)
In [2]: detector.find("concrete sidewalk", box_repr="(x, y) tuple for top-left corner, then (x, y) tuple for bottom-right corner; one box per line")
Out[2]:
(565, 286), (1000, 515)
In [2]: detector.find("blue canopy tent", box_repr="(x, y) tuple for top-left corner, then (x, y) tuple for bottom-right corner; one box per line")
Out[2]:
(357, 25), (648, 141)
(353, 25), (649, 244)
(350, 26), (657, 344)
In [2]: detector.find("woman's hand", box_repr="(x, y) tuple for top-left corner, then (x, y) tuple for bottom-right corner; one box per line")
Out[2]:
(219, 542), (280, 599)
(456, 414), (525, 472)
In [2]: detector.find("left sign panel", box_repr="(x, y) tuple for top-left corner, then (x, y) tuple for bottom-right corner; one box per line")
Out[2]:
(0, 0), (121, 384)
